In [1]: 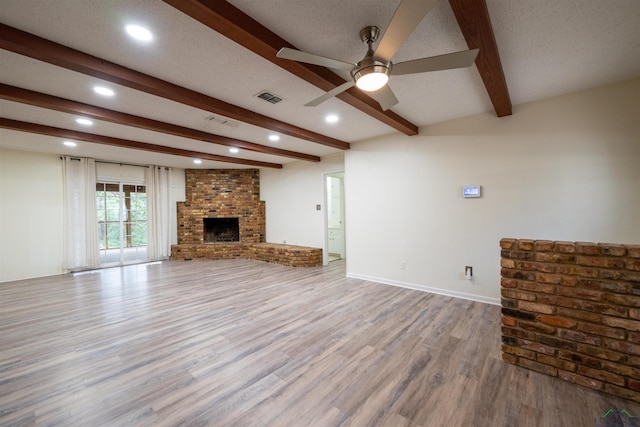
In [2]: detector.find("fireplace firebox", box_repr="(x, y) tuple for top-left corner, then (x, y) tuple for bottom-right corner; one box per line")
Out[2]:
(203, 218), (239, 243)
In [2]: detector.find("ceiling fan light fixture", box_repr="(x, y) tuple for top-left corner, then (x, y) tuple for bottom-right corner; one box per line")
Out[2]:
(355, 69), (389, 91)
(352, 58), (391, 92)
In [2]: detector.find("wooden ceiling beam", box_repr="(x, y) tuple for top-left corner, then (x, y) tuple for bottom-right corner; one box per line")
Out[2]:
(163, 0), (419, 136)
(0, 118), (283, 169)
(0, 23), (349, 150)
(449, 0), (512, 117)
(0, 84), (320, 162)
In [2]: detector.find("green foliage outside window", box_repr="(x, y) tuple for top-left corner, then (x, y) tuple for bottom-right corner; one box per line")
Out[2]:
(97, 187), (147, 249)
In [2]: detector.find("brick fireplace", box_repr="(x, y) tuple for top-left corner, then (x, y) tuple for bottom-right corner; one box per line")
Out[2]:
(175, 169), (264, 245)
(171, 169), (322, 267)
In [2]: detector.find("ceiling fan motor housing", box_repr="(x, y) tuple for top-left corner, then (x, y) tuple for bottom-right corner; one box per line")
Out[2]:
(359, 26), (380, 44)
(351, 58), (392, 81)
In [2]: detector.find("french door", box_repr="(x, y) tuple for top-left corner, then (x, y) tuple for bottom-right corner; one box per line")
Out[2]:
(96, 181), (147, 266)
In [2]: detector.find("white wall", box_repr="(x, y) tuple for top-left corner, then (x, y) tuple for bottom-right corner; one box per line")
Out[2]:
(0, 149), (186, 282)
(346, 79), (640, 304)
(260, 152), (344, 251)
(0, 149), (64, 281)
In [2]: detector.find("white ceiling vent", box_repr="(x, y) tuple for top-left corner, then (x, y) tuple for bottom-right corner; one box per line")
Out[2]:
(204, 115), (240, 128)
(255, 91), (284, 104)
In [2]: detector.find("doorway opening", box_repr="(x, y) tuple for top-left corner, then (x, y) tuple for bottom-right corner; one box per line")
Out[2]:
(324, 172), (345, 264)
(96, 181), (147, 266)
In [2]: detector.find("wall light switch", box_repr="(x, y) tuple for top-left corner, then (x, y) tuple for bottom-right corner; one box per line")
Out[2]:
(316, 204), (321, 210)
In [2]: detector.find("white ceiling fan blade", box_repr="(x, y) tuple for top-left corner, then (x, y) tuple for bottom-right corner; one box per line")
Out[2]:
(277, 47), (354, 71)
(374, 0), (439, 61)
(367, 85), (399, 111)
(305, 81), (355, 107)
(393, 49), (479, 75)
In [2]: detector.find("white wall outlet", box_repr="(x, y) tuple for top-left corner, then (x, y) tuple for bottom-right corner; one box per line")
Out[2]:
(465, 266), (473, 280)
(400, 261), (406, 270)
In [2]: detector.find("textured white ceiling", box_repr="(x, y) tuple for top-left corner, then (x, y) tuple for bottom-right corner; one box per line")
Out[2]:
(1, 0), (639, 169)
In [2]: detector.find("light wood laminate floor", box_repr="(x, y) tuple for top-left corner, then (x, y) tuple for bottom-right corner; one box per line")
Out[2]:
(2, 259), (639, 426)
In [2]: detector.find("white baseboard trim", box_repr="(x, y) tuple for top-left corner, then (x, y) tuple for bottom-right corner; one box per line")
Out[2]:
(346, 272), (501, 306)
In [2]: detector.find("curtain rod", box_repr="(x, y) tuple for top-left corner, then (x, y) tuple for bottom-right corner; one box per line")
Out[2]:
(61, 156), (171, 170)
(96, 160), (171, 169)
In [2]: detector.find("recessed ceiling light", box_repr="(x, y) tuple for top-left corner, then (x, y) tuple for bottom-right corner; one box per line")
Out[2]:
(193, 159), (202, 164)
(76, 118), (93, 126)
(268, 135), (280, 142)
(325, 114), (339, 124)
(93, 86), (114, 96)
(125, 24), (153, 42)
(229, 148), (240, 154)
(63, 141), (77, 147)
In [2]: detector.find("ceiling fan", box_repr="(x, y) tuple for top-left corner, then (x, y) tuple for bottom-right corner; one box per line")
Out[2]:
(276, 0), (479, 111)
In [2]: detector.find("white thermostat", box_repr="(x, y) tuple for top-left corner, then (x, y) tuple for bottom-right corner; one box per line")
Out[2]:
(463, 185), (481, 198)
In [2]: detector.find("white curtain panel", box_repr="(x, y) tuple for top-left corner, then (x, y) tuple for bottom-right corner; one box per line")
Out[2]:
(145, 166), (172, 260)
(62, 156), (99, 271)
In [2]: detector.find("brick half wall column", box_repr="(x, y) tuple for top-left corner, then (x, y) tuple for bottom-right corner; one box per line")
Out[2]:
(500, 238), (640, 403)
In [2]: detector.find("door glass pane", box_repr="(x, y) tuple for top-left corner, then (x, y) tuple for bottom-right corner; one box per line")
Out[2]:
(131, 222), (147, 246)
(130, 193), (146, 221)
(106, 222), (121, 249)
(98, 222), (107, 249)
(106, 191), (120, 221)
